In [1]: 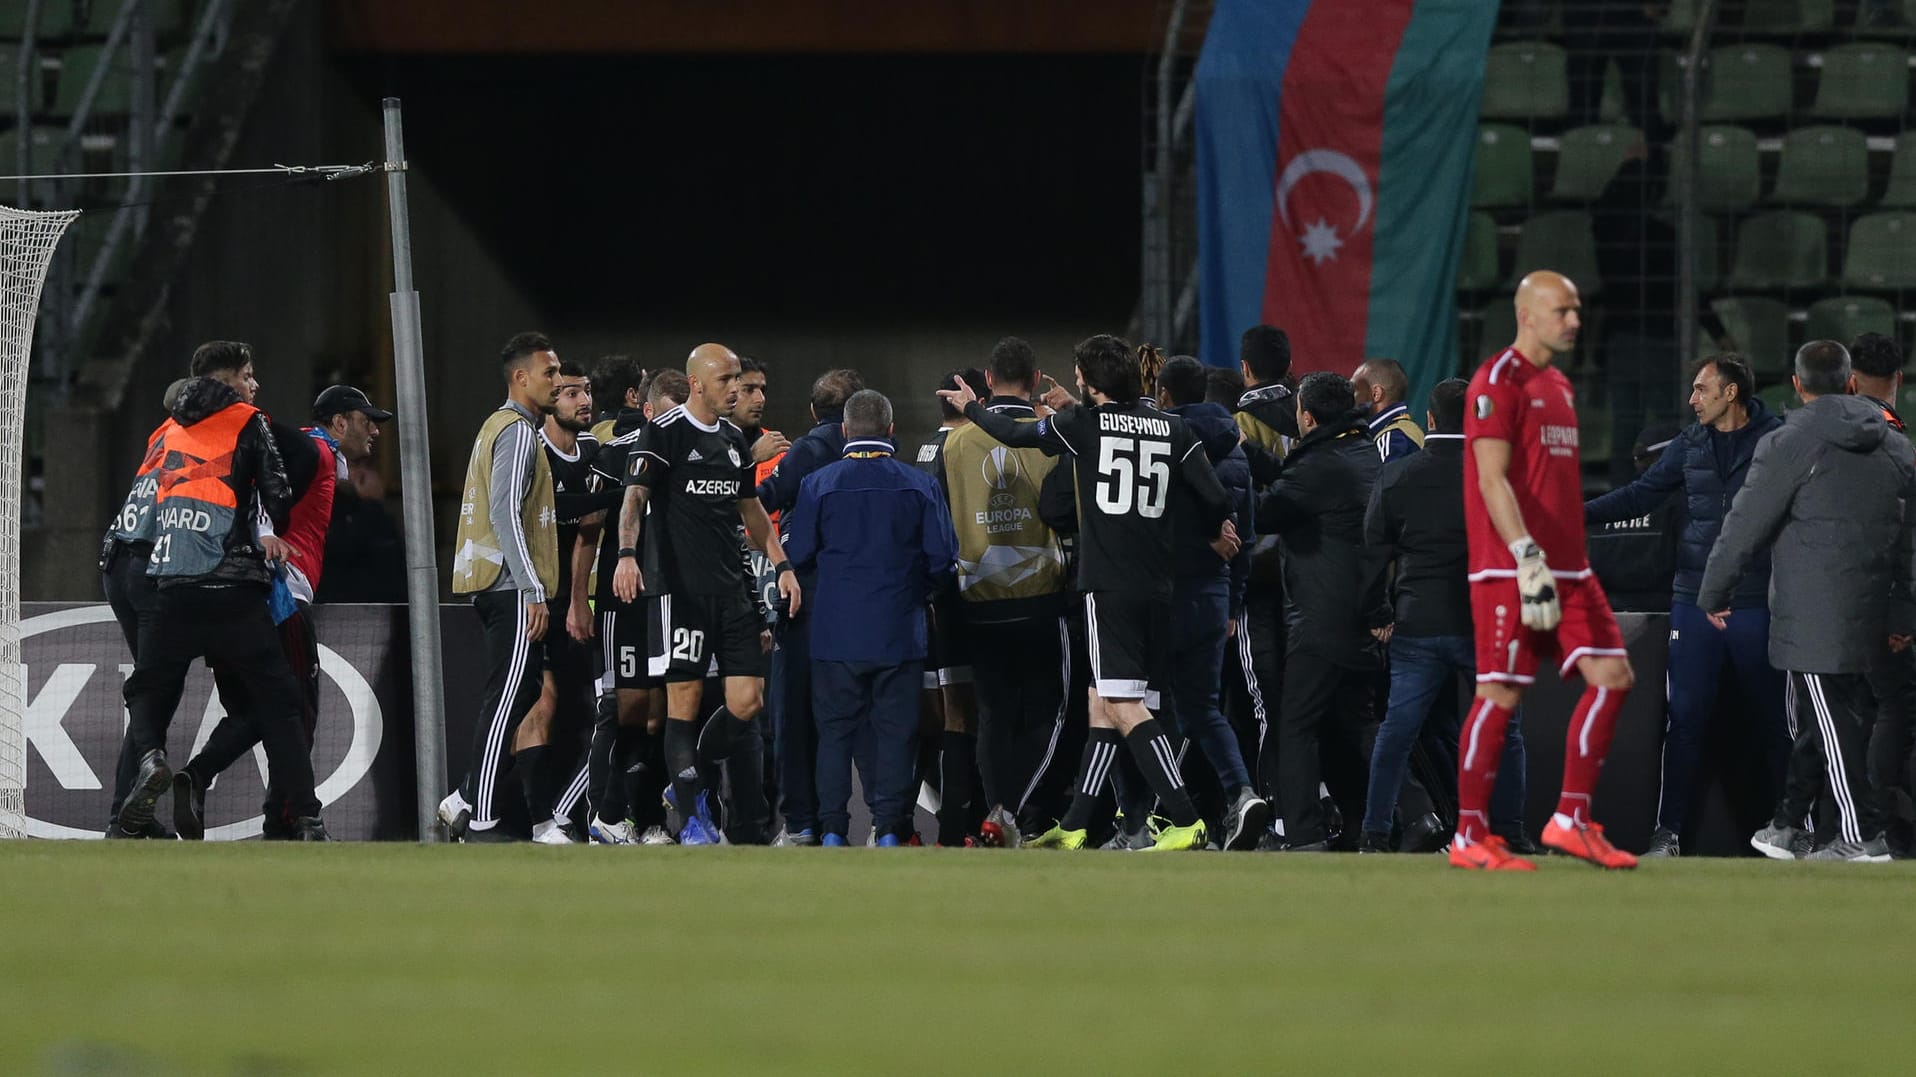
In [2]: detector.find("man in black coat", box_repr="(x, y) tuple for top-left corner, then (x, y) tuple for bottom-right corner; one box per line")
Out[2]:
(1255, 372), (1391, 850)
(1361, 379), (1530, 853)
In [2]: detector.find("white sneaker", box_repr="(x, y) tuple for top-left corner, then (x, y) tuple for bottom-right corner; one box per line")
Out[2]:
(589, 815), (638, 845)
(437, 790), (471, 840)
(638, 825), (676, 846)
(532, 820), (576, 845)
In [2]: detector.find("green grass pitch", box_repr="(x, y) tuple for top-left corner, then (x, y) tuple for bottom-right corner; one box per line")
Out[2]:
(4, 843), (1914, 1075)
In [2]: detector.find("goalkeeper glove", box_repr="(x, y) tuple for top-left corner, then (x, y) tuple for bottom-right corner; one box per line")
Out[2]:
(1509, 536), (1561, 631)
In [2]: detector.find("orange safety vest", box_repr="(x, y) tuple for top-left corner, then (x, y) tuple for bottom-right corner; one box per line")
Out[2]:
(148, 402), (257, 577)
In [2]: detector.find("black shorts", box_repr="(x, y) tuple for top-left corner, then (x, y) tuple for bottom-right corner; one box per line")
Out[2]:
(649, 592), (765, 683)
(924, 594), (974, 690)
(1084, 590), (1166, 708)
(543, 599), (596, 692)
(598, 602), (658, 691)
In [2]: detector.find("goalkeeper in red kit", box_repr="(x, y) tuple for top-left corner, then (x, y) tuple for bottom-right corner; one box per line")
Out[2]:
(1454, 271), (1637, 871)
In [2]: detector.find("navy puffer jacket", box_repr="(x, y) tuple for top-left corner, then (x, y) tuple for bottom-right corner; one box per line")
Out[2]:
(1584, 397), (1782, 609)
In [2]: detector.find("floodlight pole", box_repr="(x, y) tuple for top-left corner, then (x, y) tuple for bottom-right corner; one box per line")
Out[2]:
(382, 97), (449, 843)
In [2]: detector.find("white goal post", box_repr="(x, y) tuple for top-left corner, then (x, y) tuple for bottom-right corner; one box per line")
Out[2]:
(0, 204), (79, 839)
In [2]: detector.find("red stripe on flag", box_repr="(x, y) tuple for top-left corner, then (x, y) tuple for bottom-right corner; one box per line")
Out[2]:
(1260, 0), (1418, 378)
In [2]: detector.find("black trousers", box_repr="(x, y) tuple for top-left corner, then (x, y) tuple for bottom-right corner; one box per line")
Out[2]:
(103, 549), (247, 820)
(1274, 651), (1376, 846)
(459, 589), (545, 826)
(184, 601), (320, 834)
(814, 659), (921, 838)
(120, 583), (319, 819)
(1867, 644), (1916, 841)
(964, 614), (1069, 830)
(1223, 584), (1285, 800)
(1780, 670), (1882, 844)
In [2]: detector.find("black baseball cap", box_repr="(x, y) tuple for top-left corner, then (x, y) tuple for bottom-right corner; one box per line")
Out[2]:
(313, 385), (393, 423)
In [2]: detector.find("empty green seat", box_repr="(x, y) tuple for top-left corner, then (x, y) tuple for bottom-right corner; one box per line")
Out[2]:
(1882, 132), (1916, 206)
(1481, 42), (1568, 121)
(1742, 0), (1836, 31)
(1668, 126), (1760, 212)
(1551, 124), (1641, 201)
(1771, 125), (1870, 208)
(1477, 296), (1518, 359)
(1811, 44), (1909, 120)
(1842, 211), (1916, 289)
(1578, 409), (1614, 468)
(1899, 381), (1916, 417)
(1806, 295), (1898, 342)
(1510, 211), (1602, 296)
(1702, 45), (1795, 122)
(1758, 382), (1799, 415)
(50, 46), (137, 116)
(1728, 211), (1828, 290)
(1712, 297), (1794, 377)
(1471, 124), (1533, 209)
(1457, 212), (1501, 291)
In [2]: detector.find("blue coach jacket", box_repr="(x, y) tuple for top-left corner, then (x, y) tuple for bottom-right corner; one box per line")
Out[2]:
(1584, 398), (1782, 610)
(782, 439), (959, 664)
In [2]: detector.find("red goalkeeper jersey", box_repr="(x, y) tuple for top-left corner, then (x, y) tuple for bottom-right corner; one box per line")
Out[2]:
(1463, 347), (1590, 581)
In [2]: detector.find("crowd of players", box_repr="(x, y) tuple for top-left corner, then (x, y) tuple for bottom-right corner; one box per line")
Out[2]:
(96, 266), (1916, 866)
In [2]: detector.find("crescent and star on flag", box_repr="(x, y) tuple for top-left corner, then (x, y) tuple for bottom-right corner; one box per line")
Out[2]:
(1275, 148), (1375, 266)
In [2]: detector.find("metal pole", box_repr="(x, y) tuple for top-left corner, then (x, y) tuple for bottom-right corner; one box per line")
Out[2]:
(382, 98), (448, 843)
(1675, 3), (1718, 394)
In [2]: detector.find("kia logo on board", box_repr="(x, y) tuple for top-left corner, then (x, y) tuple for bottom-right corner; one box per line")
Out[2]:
(19, 605), (382, 839)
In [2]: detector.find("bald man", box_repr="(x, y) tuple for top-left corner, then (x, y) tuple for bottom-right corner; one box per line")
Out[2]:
(1453, 271), (1637, 870)
(612, 343), (802, 845)
(1352, 358), (1424, 465)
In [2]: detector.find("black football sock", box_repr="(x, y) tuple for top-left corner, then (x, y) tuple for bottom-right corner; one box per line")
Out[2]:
(664, 719), (704, 822)
(1060, 728), (1123, 832)
(937, 731), (978, 845)
(1125, 719), (1198, 828)
(614, 723), (650, 823)
(516, 745), (556, 824)
(697, 705), (755, 766)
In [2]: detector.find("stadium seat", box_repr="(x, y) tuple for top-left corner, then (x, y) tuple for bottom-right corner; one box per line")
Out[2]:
(1757, 382), (1798, 415)
(1481, 42), (1569, 121)
(1457, 212), (1501, 291)
(1471, 125), (1533, 209)
(1477, 296), (1518, 359)
(1899, 381), (1916, 418)
(1578, 409), (1613, 468)
(1805, 295), (1897, 342)
(1742, 0), (1836, 32)
(1810, 43), (1909, 120)
(49, 45), (137, 117)
(1712, 297), (1794, 378)
(0, 0), (79, 38)
(1842, 211), (1916, 289)
(1550, 124), (1641, 202)
(1666, 125), (1760, 213)
(1510, 211), (1602, 296)
(1701, 45), (1795, 122)
(1770, 125), (1870, 208)
(1881, 133), (1916, 206)
(1662, 0), (1700, 34)
(1727, 211), (1828, 290)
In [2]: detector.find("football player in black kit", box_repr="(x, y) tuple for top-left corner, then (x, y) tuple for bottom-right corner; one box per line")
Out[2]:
(940, 334), (1239, 851)
(586, 363), (681, 844)
(517, 361), (614, 842)
(612, 343), (802, 845)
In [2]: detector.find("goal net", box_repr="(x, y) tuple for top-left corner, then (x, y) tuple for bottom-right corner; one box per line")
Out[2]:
(0, 204), (79, 839)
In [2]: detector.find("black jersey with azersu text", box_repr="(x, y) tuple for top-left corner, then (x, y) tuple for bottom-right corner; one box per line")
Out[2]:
(541, 428), (601, 602)
(625, 404), (757, 597)
(964, 399), (1232, 599)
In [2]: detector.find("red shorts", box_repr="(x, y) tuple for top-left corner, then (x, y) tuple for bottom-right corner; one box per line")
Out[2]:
(1470, 573), (1627, 685)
